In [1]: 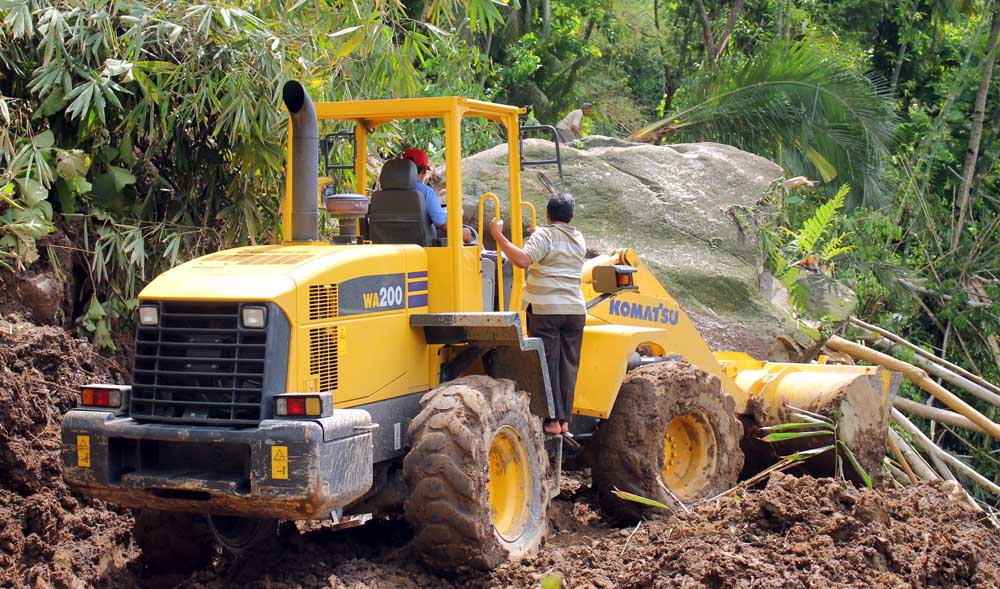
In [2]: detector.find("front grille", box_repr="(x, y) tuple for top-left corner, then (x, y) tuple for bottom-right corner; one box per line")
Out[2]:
(131, 302), (267, 426)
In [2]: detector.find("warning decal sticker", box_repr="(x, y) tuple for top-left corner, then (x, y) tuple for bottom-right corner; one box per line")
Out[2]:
(271, 445), (289, 480)
(77, 435), (91, 468)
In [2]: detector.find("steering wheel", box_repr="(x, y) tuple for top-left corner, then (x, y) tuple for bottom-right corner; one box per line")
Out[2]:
(463, 224), (479, 246)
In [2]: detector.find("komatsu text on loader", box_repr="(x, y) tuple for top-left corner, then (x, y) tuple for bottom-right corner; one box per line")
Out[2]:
(61, 81), (899, 572)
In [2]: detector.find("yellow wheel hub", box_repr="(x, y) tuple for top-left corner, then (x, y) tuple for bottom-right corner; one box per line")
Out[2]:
(662, 413), (717, 501)
(488, 425), (531, 542)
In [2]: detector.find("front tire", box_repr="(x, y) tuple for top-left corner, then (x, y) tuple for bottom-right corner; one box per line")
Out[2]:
(206, 515), (277, 556)
(593, 361), (744, 523)
(403, 375), (550, 573)
(133, 509), (213, 574)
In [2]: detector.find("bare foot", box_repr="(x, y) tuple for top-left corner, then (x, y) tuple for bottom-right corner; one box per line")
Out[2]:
(544, 421), (562, 435)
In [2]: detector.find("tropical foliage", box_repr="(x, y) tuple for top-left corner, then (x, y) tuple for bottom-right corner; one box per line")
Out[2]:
(2, 0), (999, 499)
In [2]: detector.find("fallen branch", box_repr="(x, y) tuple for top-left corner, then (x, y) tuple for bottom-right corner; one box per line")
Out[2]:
(850, 317), (1000, 397)
(875, 339), (1000, 407)
(886, 432), (920, 484)
(708, 457), (801, 502)
(888, 428), (939, 481)
(931, 452), (959, 483)
(893, 397), (985, 434)
(620, 521), (642, 556)
(827, 336), (1000, 439)
(897, 278), (992, 308)
(892, 409), (1000, 498)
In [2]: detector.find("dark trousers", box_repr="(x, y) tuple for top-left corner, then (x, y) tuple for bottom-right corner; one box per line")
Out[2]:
(527, 308), (586, 422)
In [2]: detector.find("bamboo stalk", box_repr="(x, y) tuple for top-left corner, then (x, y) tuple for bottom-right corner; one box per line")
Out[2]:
(888, 428), (939, 481)
(875, 339), (1000, 407)
(886, 432), (920, 484)
(893, 397), (985, 434)
(931, 452), (959, 482)
(849, 317), (1000, 397)
(826, 336), (1000, 440)
(892, 409), (1000, 498)
(886, 461), (911, 487)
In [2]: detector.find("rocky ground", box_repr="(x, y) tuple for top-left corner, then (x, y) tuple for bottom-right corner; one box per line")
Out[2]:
(2, 316), (999, 589)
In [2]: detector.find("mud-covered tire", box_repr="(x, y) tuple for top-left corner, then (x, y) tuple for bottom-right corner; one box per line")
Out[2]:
(207, 515), (277, 556)
(593, 361), (744, 523)
(403, 375), (550, 573)
(133, 509), (213, 574)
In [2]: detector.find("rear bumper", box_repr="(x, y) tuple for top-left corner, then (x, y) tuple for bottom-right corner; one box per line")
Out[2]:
(61, 409), (374, 520)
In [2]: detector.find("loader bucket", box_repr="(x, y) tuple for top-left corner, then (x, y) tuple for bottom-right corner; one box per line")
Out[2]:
(715, 353), (901, 484)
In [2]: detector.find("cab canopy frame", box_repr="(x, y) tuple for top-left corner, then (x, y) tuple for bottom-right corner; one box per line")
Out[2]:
(281, 96), (529, 312)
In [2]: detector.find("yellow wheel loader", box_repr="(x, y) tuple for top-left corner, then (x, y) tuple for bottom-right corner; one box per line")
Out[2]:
(60, 81), (899, 573)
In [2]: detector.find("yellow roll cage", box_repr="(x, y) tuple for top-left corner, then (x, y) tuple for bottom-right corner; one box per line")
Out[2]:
(282, 97), (528, 313)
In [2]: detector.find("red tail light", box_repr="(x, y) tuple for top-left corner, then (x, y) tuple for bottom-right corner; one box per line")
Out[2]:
(80, 386), (123, 408)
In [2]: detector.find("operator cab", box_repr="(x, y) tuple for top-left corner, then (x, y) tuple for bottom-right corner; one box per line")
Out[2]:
(291, 96), (563, 314)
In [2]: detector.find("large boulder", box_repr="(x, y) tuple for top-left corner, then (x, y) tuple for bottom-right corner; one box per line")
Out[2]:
(447, 137), (807, 360)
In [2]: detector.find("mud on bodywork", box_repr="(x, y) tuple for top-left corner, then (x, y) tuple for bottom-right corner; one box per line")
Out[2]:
(60, 408), (374, 520)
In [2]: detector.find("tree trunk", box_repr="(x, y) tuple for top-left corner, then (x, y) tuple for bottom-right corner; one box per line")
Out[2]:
(712, 0), (745, 59)
(969, 100), (1000, 204)
(953, 7), (1000, 251)
(890, 40), (907, 97)
(694, 0), (716, 59)
(775, 0), (783, 37)
(540, 0), (551, 42)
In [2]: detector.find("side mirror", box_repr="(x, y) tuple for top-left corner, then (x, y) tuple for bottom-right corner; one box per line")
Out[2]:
(592, 265), (638, 294)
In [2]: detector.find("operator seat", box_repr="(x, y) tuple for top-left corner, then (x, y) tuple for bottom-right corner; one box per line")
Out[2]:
(368, 159), (440, 246)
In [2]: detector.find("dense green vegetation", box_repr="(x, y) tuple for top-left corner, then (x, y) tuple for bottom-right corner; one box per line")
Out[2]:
(1, 1), (998, 500)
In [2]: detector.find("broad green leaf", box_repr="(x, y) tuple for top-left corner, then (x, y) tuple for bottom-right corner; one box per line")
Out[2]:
(760, 430), (834, 443)
(838, 441), (874, 488)
(806, 146), (838, 182)
(611, 488), (670, 509)
(56, 181), (78, 216)
(329, 25), (361, 38)
(786, 405), (835, 424)
(16, 177), (48, 207)
(56, 149), (91, 180)
(541, 575), (562, 589)
(782, 411), (829, 425)
(783, 445), (835, 462)
(758, 422), (833, 433)
(108, 166), (137, 190)
(33, 130), (55, 149)
(334, 28), (366, 60)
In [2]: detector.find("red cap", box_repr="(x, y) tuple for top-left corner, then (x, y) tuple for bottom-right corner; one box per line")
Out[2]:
(403, 148), (429, 169)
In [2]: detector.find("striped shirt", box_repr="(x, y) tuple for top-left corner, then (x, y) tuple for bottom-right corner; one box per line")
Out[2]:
(521, 223), (587, 315)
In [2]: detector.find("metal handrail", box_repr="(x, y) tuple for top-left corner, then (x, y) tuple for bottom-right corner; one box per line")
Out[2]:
(519, 124), (563, 180)
(477, 192), (504, 312)
(521, 201), (537, 230)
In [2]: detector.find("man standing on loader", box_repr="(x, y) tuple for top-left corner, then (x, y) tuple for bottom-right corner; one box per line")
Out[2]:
(490, 193), (587, 435)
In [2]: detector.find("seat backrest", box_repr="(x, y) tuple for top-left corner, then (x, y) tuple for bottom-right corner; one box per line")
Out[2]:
(368, 159), (438, 246)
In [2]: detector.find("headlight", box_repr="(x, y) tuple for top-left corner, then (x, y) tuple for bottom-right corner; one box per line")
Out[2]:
(242, 306), (267, 328)
(138, 305), (159, 326)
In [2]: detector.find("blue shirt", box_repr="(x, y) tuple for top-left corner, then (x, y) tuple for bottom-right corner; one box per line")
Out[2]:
(416, 181), (447, 227)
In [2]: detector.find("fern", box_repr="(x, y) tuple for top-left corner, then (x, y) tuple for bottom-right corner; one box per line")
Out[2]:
(819, 231), (856, 261)
(796, 184), (849, 257)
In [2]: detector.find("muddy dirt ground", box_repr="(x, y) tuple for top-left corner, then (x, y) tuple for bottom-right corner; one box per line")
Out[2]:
(3, 316), (999, 589)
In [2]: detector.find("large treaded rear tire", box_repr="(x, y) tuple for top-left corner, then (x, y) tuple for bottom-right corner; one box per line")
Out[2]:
(403, 375), (550, 573)
(133, 509), (213, 574)
(593, 361), (744, 523)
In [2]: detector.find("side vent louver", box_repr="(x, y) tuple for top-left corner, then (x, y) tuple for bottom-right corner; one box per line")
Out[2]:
(309, 326), (339, 392)
(308, 284), (339, 321)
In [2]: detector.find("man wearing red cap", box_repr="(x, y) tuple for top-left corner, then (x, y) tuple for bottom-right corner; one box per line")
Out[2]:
(402, 148), (447, 229)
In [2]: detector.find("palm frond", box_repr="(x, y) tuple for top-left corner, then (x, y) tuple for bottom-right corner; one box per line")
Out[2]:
(633, 39), (897, 209)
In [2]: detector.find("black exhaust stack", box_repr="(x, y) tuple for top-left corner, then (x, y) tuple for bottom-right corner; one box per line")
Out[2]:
(282, 81), (319, 242)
